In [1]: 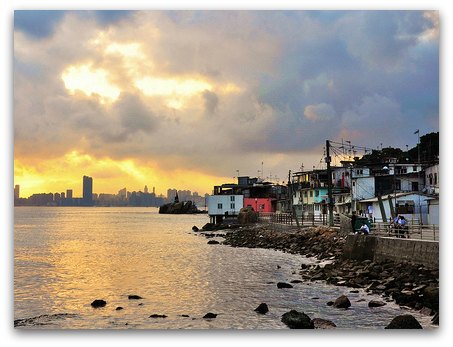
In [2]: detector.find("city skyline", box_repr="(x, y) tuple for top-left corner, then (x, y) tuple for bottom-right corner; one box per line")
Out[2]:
(14, 10), (439, 198)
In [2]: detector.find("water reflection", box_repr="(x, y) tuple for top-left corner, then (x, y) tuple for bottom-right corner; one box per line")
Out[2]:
(14, 207), (435, 329)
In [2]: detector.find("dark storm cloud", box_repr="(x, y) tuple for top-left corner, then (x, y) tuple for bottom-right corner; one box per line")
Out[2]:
(14, 10), (65, 39)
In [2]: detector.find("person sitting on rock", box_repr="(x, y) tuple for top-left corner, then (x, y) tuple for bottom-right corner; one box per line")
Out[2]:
(358, 221), (370, 235)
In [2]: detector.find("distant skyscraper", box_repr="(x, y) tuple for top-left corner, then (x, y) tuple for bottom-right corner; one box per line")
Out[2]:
(144, 185), (149, 194)
(14, 185), (20, 200)
(66, 189), (73, 199)
(83, 176), (93, 204)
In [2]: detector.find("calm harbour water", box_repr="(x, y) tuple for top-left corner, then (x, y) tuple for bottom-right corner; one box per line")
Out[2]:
(14, 206), (435, 329)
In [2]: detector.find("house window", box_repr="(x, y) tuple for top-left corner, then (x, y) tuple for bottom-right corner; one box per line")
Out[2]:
(315, 190), (319, 197)
(413, 166), (418, 172)
(428, 173), (433, 185)
(259, 204), (265, 210)
(315, 204), (320, 211)
(230, 196), (235, 201)
(218, 203), (223, 209)
(434, 173), (438, 185)
(230, 203), (235, 209)
(412, 182), (419, 191)
(396, 201), (415, 214)
(304, 191), (307, 197)
(310, 191), (313, 197)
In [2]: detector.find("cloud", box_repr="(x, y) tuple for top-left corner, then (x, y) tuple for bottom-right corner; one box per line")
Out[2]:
(13, 11), (439, 194)
(14, 10), (66, 39)
(304, 103), (337, 122)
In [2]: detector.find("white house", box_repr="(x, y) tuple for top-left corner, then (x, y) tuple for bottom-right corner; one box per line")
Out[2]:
(424, 164), (439, 194)
(207, 195), (244, 223)
(427, 197), (439, 225)
(358, 192), (435, 224)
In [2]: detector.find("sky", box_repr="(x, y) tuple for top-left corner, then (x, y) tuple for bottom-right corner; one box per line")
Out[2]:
(13, 10), (439, 198)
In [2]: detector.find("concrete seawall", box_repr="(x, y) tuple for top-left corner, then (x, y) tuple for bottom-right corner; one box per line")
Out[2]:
(343, 235), (438, 269)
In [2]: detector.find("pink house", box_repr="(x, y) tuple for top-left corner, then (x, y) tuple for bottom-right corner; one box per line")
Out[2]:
(244, 198), (275, 213)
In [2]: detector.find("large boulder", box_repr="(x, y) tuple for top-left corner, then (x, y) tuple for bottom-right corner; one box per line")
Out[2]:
(385, 314), (423, 329)
(238, 206), (258, 225)
(281, 310), (314, 329)
(333, 295), (351, 309)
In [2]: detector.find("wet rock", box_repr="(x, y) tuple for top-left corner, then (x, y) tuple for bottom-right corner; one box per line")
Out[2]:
(91, 299), (107, 308)
(333, 295), (351, 309)
(203, 313), (217, 319)
(192, 226), (199, 231)
(419, 307), (434, 316)
(115, 307), (124, 311)
(149, 314), (167, 318)
(422, 286), (439, 311)
(385, 314), (423, 329)
(312, 318), (337, 329)
(277, 282), (293, 289)
(238, 206), (258, 225)
(290, 279), (303, 283)
(180, 314), (190, 317)
(326, 301), (334, 306)
(281, 310), (314, 329)
(207, 240), (220, 244)
(202, 223), (216, 231)
(254, 303), (269, 314)
(128, 295), (143, 300)
(431, 312), (439, 325)
(368, 300), (386, 308)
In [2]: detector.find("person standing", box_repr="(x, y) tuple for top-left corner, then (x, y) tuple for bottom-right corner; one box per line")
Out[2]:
(351, 211), (357, 233)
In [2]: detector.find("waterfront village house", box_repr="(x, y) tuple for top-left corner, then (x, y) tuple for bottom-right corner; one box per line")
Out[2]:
(423, 163), (439, 225)
(357, 192), (435, 225)
(424, 164), (439, 195)
(291, 170), (329, 219)
(291, 168), (351, 219)
(207, 176), (287, 224)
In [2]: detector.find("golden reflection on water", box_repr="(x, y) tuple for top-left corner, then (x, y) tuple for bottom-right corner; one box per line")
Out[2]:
(15, 207), (213, 327)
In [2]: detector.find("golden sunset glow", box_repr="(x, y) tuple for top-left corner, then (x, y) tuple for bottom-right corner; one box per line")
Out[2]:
(61, 64), (121, 103)
(14, 150), (227, 198)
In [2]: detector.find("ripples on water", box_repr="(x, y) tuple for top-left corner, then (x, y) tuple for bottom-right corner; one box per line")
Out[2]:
(14, 207), (435, 329)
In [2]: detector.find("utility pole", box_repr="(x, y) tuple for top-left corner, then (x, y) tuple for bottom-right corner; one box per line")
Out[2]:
(288, 170), (292, 213)
(416, 129), (422, 224)
(326, 140), (334, 226)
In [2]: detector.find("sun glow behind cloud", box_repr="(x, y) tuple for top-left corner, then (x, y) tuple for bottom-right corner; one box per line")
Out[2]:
(61, 64), (121, 103)
(135, 76), (213, 109)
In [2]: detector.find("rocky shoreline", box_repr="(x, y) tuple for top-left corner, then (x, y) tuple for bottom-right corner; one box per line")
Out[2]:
(197, 222), (439, 327)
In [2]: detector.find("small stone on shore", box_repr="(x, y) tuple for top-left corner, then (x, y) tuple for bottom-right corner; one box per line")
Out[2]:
(203, 313), (217, 319)
(91, 299), (107, 308)
(149, 314), (167, 318)
(128, 295), (143, 300)
(277, 282), (293, 289)
(254, 303), (269, 314)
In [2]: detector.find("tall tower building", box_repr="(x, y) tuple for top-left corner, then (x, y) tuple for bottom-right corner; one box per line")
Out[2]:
(83, 176), (93, 204)
(144, 185), (149, 194)
(14, 185), (20, 200)
(66, 189), (73, 199)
